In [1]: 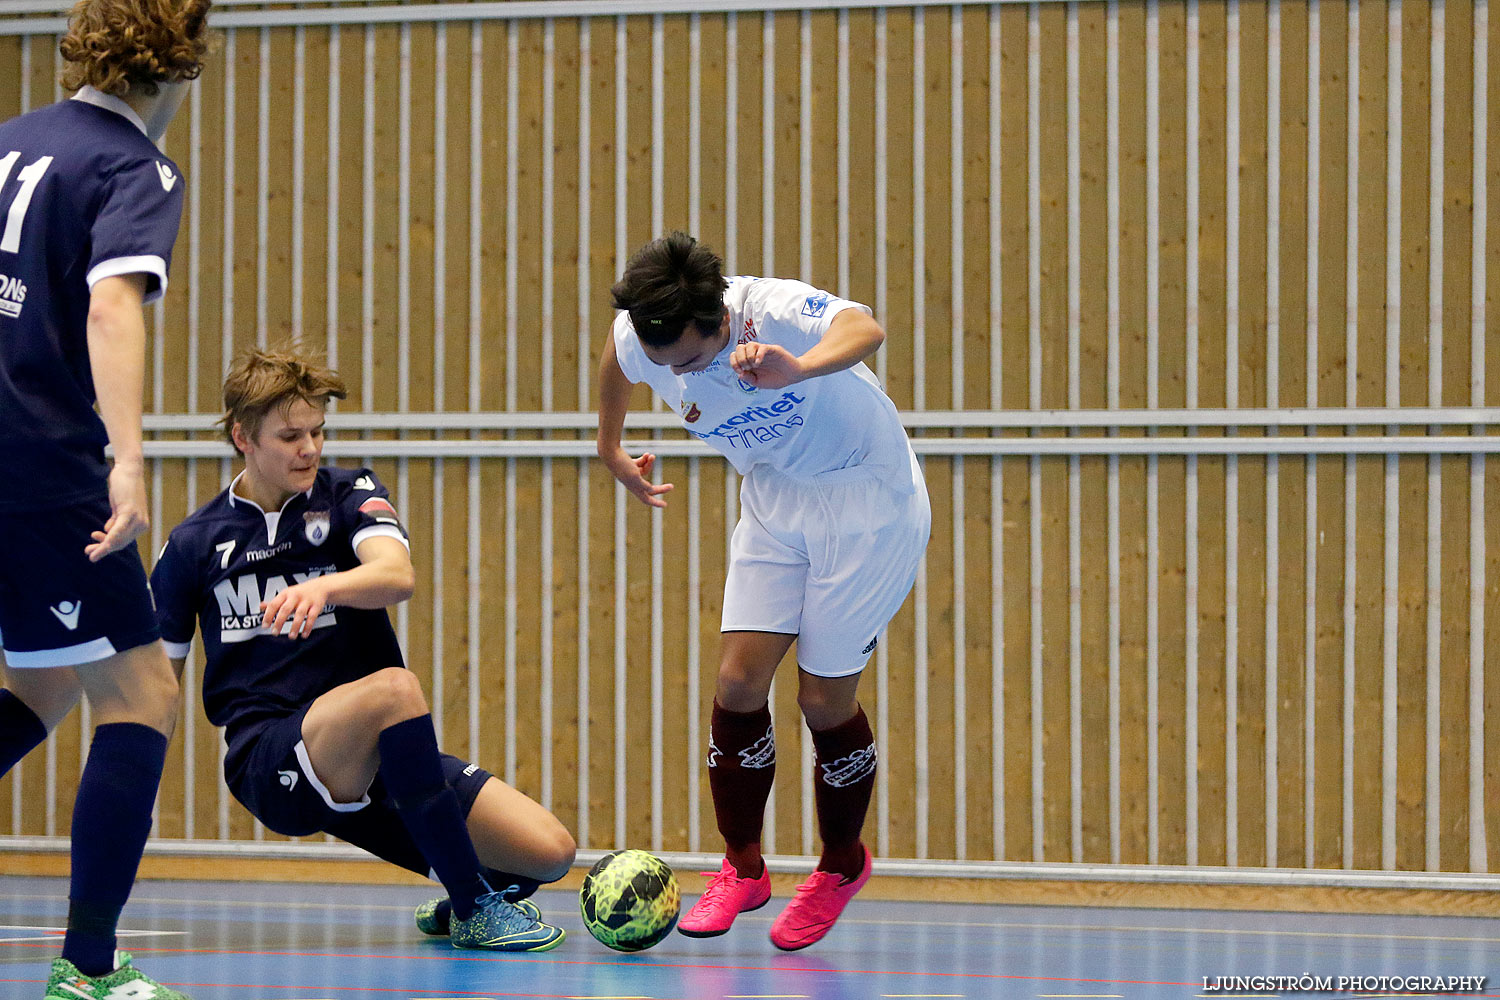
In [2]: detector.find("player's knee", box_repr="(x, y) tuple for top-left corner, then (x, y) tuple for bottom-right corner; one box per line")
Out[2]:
(796, 685), (856, 731)
(714, 669), (769, 713)
(132, 648), (182, 730)
(368, 666), (428, 723)
(538, 822), (578, 882)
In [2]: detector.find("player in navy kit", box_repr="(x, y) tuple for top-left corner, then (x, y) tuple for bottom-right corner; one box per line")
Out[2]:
(0, 2), (212, 997)
(150, 346), (575, 954)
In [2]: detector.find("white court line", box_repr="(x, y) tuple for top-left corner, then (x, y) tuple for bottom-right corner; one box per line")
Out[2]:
(0, 925), (187, 944)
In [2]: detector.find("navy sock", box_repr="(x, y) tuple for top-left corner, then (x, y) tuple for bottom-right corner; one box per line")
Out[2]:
(483, 870), (542, 902)
(0, 690), (47, 779)
(63, 722), (168, 977)
(377, 716), (488, 921)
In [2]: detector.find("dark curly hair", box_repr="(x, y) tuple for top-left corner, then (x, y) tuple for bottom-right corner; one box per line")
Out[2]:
(59, 0), (212, 98)
(610, 231), (729, 348)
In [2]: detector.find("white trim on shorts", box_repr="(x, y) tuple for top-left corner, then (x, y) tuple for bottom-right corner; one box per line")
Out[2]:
(1, 635), (119, 668)
(292, 739), (372, 813)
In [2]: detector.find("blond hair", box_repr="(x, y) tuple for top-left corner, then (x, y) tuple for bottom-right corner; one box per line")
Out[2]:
(59, 0), (212, 98)
(221, 345), (347, 453)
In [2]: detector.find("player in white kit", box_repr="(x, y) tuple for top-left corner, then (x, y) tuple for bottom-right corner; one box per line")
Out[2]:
(596, 232), (930, 951)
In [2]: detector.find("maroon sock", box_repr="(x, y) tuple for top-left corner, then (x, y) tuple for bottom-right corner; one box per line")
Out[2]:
(707, 700), (776, 879)
(811, 705), (877, 881)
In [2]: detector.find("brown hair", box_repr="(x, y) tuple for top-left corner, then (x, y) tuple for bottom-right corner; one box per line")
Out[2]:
(221, 344), (347, 454)
(59, 0), (212, 98)
(610, 231), (729, 348)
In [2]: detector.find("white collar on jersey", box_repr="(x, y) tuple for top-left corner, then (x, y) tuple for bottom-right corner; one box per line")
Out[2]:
(226, 470), (315, 511)
(69, 85), (149, 138)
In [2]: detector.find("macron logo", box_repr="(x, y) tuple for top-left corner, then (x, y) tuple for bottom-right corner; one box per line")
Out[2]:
(156, 162), (177, 192)
(354, 475), (376, 492)
(50, 600), (82, 631)
(277, 769), (299, 791)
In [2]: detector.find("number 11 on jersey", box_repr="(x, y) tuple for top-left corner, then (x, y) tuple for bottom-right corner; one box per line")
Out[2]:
(0, 151), (54, 254)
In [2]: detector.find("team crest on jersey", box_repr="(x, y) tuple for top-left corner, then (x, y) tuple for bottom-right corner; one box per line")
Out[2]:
(801, 291), (830, 318)
(681, 401), (702, 423)
(303, 510), (331, 545)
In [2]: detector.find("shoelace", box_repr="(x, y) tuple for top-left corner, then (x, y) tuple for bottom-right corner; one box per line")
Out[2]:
(472, 891), (531, 932)
(789, 869), (842, 902)
(695, 867), (743, 908)
(786, 869), (846, 911)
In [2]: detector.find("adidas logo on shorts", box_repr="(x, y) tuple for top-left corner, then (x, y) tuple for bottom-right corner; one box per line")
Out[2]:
(861, 636), (878, 655)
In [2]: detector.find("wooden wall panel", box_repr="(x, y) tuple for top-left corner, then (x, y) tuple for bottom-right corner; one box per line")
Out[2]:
(0, 1), (1493, 876)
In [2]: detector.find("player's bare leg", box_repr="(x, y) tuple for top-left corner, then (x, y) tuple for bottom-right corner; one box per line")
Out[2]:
(0, 658), (82, 779)
(466, 777), (576, 883)
(299, 666), (428, 801)
(678, 630), (793, 938)
(74, 642), (179, 736)
(2, 661), (83, 733)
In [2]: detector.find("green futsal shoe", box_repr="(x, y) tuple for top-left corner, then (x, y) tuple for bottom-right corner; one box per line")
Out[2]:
(416, 892), (541, 936)
(450, 891), (564, 952)
(415, 897), (448, 936)
(44, 952), (193, 1000)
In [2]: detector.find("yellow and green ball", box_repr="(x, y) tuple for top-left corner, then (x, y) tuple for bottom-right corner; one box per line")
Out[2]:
(578, 849), (680, 952)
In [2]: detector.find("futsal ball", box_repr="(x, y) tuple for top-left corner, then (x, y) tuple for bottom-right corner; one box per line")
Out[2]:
(578, 849), (680, 952)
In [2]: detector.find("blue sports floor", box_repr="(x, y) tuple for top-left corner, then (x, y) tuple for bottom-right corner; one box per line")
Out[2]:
(1, 875), (1496, 999)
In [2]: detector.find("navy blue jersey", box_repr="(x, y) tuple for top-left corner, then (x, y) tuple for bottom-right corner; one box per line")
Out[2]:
(0, 88), (185, 510)
(150, 466), (409, 779)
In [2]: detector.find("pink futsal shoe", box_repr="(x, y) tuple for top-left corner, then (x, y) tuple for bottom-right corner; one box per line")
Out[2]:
(768, 845), (873, 951)
(677, 858), (773, 937)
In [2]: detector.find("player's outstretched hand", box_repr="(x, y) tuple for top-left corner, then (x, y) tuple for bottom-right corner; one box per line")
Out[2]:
(601, 447), (674, 509)
(86, 460), (150, 562)
(731, 342), (805, 390)
(262, 576), (336, 640)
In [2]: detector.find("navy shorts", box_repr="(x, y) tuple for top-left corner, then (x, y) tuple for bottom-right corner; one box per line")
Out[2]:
(0, 497), (159, 667)
(229, 703), (495, 877)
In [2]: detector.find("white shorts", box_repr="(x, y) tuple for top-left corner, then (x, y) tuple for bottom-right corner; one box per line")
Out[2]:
(721, 454), (931, 677)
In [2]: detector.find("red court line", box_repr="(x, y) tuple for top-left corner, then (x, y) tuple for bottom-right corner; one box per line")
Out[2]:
(4, 979), (1497, 1000)
(2, 982), (651, 999)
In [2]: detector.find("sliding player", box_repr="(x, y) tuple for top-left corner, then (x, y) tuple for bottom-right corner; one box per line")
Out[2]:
(150, 346), (576, 953)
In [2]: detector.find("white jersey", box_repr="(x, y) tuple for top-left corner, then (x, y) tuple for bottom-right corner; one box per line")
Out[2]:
(612, 276), (918, 492)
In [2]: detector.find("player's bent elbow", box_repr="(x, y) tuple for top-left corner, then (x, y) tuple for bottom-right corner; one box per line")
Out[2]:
(391, 567), (417, 603)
